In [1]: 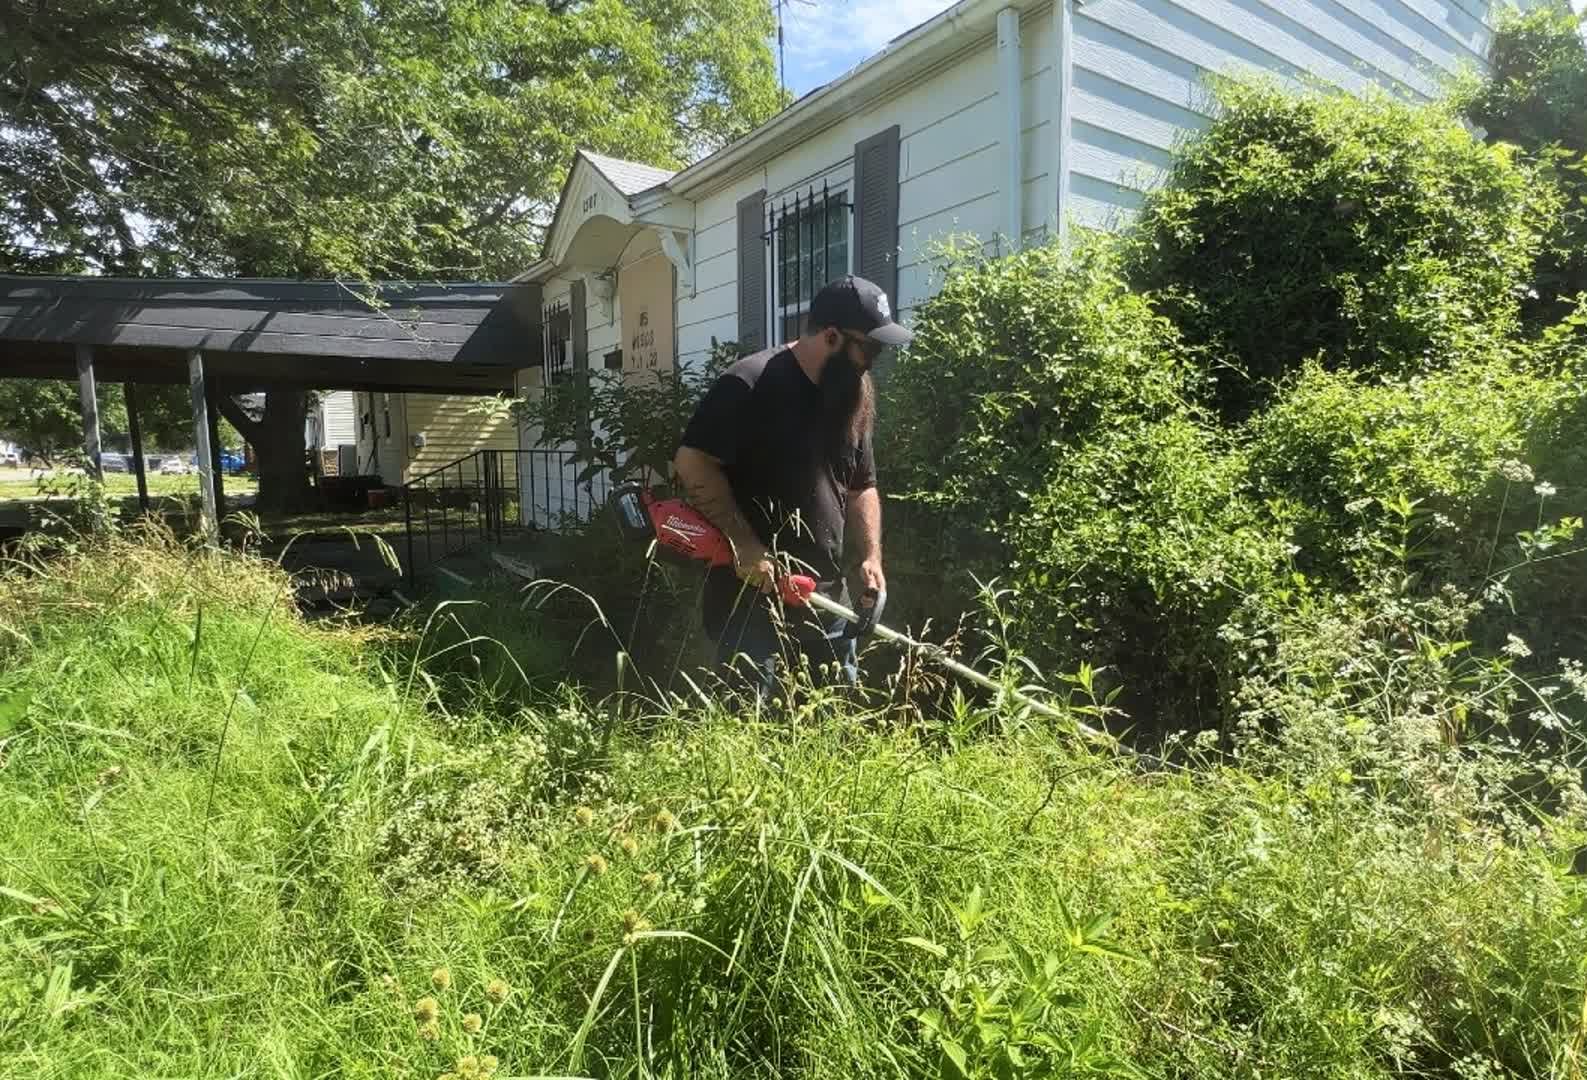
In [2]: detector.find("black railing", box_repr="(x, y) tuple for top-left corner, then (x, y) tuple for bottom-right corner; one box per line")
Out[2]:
(401, 448), (613, 584)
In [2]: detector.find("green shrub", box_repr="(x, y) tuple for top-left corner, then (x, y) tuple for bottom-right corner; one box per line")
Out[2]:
(880, 235), (1193, 537)
(1243, 358), (1556, 576)
(1128, 80), (1553, 416)
(1242, 344), (1587, 666)
(1008, 415), (1291, 727)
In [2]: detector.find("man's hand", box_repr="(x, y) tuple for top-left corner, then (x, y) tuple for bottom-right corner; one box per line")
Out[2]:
(856, 556), (885, 608)
(735, 541), (778, 595)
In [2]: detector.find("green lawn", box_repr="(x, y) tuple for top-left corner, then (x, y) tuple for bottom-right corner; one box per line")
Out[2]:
(0, 468), (258, 502)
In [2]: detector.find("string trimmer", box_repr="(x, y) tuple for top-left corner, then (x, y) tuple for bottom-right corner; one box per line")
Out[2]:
(613, 482), (1108, 743)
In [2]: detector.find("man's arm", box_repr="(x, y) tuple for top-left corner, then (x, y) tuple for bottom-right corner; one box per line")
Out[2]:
(849, 484), (884, 608)
(674, 446), (775, 591)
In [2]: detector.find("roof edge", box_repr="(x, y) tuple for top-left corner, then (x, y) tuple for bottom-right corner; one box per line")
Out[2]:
(668, 0), (1039, 198)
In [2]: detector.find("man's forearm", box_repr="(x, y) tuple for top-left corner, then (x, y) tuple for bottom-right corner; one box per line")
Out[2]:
(675, 450), (762, 555)
(850, 485), (882, 562)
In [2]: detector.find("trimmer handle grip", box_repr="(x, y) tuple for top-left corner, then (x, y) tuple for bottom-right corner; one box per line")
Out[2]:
(780, 574), (818, 606)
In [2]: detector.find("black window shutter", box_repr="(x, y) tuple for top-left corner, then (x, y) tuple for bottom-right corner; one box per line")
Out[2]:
(853, 125), (902, 307)
(736, 189), (767, 351)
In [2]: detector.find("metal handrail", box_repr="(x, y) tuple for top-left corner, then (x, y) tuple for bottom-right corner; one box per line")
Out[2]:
(400, 448), (613, 584)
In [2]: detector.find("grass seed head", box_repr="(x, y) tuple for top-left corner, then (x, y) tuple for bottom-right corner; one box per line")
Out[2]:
(585, 852), (608, 876)
(619, 833), (640, 857)
(462, 1012), (483, 1034)
(414, 996), (440, 1023)
(418, 1019), (441, 1042)
(652, 809), (677, 834)
(484, 978), (510, 1004)
(431, 966), (452, 991)
(456, 1055), (480, 1078)
(574, 805), (595, 827)
(641, 871), (662, 890)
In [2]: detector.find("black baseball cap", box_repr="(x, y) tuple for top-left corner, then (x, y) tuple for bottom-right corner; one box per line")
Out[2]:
(808, 275), (913, 347)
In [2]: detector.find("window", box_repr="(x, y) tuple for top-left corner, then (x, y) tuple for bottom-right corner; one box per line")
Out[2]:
(542, 300), (572, 386)
(769, 185), (851, 343)
(603, 349), (623, 371)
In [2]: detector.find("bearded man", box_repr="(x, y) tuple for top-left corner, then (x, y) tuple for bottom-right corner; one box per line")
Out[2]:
(673, 275), (912, 698)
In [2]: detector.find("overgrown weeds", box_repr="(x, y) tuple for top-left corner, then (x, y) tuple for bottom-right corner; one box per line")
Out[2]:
(2, 539), (1585, 1077)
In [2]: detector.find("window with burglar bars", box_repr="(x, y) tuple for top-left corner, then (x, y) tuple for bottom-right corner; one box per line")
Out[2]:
(541, 299), (572, 386)
(767, 183), (852, 344)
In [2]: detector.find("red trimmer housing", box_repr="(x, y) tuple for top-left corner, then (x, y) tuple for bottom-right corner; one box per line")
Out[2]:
(613, 481), (816, 606)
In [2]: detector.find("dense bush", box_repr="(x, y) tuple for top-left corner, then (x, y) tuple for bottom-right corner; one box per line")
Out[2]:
(1007, 415), (1289, 726)
(884, 71), (1587, 731)
(1243, 357), (1557, 579)
(881, 236), (1193, 535)
(1127, 81), (1553, 416)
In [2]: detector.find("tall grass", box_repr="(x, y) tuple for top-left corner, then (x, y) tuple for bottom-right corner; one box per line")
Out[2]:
(1, 539), (1584, 1078)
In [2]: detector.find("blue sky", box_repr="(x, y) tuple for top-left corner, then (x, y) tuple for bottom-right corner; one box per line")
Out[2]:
(778, 0), (959, 98)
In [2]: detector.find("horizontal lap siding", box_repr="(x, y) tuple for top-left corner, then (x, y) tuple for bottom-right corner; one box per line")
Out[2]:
(1067, 0), (1501, 231)
(321, 391), (357, 446)
(402, 393), (518, 480)
(677, 8), (1076, 359)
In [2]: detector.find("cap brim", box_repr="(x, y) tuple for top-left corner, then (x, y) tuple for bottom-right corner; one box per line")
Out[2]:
(868, 322), (913, 347)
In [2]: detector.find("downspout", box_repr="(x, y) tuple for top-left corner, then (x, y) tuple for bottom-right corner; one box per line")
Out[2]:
(1053, 0), (1074, 246)
(998, 7), (1024, 253)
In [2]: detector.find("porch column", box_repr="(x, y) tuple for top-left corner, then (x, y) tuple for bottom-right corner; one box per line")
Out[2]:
(75, 344), (102, 479)
(205, 378), (225, 523)
(188, 349), (218, 538)
(124, 381), (150, 513)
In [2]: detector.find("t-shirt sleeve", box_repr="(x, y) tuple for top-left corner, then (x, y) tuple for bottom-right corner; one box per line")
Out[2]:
(679, 373), (753, 464)
(849, 431), (877, 492)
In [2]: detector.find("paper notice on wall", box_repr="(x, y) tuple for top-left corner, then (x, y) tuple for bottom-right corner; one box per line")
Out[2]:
(619, 252), (674, 378)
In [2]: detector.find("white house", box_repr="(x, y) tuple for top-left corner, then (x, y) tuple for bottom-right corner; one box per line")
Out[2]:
(399, 0), (1523, 522)
(306, 390), (357, 475)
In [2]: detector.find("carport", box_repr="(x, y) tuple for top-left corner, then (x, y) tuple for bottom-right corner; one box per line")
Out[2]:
(0, 275), (541, 533)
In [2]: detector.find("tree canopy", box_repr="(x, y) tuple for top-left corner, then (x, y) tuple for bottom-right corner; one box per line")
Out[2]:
(1, 0), (782, 280)
(0, 0), (782, 506)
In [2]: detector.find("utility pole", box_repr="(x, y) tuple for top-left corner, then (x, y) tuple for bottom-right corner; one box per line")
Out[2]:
(777, 0), (787, 96)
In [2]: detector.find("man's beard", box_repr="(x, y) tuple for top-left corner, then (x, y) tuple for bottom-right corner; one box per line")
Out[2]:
(820, 348), (875, 460)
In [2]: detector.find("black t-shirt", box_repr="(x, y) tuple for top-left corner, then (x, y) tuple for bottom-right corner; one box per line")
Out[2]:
(680, 347), (875, 629)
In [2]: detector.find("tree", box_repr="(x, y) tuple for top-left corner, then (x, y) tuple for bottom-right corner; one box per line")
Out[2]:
(1459, 2), (1587, 321)
(0, 0), (783, 509)
(0, 381), (122, 465)
(0, 378), (236, 466)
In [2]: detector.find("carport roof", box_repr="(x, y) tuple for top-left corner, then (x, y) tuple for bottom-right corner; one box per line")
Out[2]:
(0, 275), (542, 394)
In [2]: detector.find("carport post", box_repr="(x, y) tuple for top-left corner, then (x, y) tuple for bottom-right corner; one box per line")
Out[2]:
(124, 382), (149, 513)
(75, 344), (102, 479)
(205, 379), (225, 522)
(187, 349), (218, 539)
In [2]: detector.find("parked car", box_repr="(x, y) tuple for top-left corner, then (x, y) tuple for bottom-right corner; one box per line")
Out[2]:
(1, 450), (18, 467)
(100, 452), (129, 473)
(187, 451), (245, 475)
(159, 457), (188, 475)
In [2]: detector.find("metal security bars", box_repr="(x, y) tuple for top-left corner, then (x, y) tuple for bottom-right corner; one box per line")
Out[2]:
(766, 182), (852, 344)
(541, 300), (572, 385)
